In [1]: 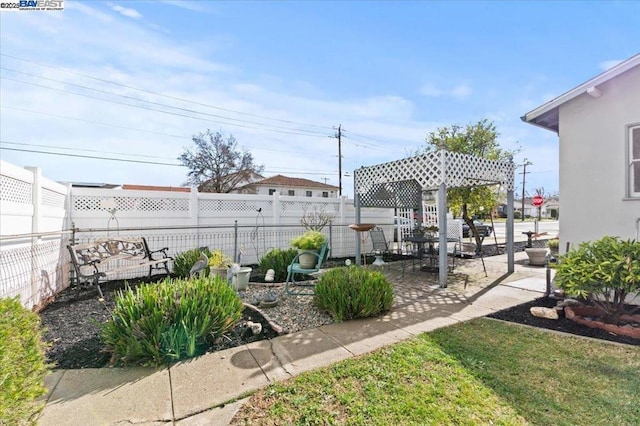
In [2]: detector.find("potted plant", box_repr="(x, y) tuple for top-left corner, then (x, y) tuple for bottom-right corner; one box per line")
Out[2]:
(208, 249), (232, 279)
(291, 230), (327, 269)
(547, 238), (559, 255)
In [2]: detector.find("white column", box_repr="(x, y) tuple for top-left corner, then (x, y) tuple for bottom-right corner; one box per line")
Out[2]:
(438, 150), (447, 288)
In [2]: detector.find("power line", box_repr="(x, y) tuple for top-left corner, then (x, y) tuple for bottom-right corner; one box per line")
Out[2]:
(1, 105), (188, 140)
(0, 141), (177, 161)
(2, 76), (330, 138)
(1, 68), (329, 137)
(0, 143), (338, 175)
(1, 53), (334, 131)
(0, 146), (183, 166)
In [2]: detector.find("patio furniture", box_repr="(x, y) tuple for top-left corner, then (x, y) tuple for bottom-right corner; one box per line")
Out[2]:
(284, 241), (330, 296)
(403, 235), (459, 274)
(369, 226), (392, 266)
(67, 237), (172, 298)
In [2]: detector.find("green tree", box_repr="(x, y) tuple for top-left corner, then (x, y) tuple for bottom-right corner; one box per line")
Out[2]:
(423, 119), (516, 250)
(178, 130), (264, 193)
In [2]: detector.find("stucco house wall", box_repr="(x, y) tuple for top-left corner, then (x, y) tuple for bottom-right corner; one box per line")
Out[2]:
(559, 65), (640, 246)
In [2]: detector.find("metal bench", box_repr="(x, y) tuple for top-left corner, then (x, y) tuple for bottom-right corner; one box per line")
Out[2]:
(67, 237), (172, 298)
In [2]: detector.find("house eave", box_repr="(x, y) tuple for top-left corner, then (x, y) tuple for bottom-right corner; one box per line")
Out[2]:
(521, 53), (640, 133)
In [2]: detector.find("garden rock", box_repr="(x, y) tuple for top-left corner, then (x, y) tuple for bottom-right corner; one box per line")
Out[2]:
(530, 306), (559, 320)
(557, 298), (583, 308)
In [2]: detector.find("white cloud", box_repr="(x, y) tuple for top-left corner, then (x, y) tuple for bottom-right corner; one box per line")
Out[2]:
(599, 59), (623, 71)
(419, 82), (472, 99)
(107, 2), (142, 19)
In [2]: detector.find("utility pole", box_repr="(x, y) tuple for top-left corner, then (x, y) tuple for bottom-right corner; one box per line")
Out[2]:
(334, 124), (343, 196)
(519, 159), (532, 222)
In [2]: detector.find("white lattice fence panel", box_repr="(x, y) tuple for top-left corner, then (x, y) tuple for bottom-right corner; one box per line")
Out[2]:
(200, 198), (273, 213)
(73, 195), (189, 212)
(355, 152), (442, 195)
(423, 201), (438, 226)
(280, 199), (341, 214)
(444, 151), (515, 190)
(355, 150), (515, 197)
(1, 174), (32, 204)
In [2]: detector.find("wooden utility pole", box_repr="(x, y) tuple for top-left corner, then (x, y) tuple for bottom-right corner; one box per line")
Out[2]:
(519, 159), (532, 221)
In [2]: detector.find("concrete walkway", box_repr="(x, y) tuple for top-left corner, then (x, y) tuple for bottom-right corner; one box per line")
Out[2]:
(38, 251), (551, 425)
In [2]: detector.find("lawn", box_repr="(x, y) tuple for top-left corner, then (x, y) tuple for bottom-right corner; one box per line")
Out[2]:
(232, 319), (640, 425)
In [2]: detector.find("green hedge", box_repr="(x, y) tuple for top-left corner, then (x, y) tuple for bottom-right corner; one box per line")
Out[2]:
(0, 297), (50, 425)
(101, 276), (244, 366)
(314, 267), (394, 321)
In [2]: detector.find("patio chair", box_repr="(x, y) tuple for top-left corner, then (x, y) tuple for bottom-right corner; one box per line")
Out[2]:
(369, 226), (393, 265)
(285, 241), (330, 296)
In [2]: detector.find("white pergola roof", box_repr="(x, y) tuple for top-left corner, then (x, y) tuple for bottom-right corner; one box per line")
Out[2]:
(355, 150), (514, 207)
(353, 149), (516, 288)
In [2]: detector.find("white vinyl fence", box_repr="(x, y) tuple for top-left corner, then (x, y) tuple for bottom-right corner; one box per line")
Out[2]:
(1, 161), (70, 309)
(1, 160), (394, 309)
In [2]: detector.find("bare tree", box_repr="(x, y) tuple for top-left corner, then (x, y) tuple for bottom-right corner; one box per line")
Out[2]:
(178, 130), (264, 193)
(300, 206), (335, 231)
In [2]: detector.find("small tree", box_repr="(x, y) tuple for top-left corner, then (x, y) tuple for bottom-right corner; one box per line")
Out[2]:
(178, 130), (264, 193)
(422, 119), (516, 250)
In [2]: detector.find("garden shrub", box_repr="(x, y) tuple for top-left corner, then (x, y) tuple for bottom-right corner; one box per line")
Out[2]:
(0, 297), (50, 425)
(173, 247), (212, 278)
(259, 248), (298, 282)
(554, 236), (640, 324)
(314, 266), (394, 321)
(101, 276), (244, 366)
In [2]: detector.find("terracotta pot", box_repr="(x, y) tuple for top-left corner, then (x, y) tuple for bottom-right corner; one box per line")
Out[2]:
(565, 306), (640, 339)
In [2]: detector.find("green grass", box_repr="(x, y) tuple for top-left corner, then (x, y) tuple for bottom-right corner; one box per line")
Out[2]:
(233, 319), (640, 425)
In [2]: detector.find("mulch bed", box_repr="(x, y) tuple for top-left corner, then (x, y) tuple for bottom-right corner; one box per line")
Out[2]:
(39, 239), (637, 370)
(487, 297), (640, 346)
(39, 278), (279, 369)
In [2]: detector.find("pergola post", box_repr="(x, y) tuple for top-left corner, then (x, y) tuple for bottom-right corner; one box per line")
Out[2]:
(506, 189), (515, 272)
(438, 182), (448, 288)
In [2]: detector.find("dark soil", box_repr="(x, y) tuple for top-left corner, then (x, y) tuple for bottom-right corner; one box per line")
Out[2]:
(41, 239), (636, 370)
(487, 297), (640, 346)
(39, 278), (279, 370)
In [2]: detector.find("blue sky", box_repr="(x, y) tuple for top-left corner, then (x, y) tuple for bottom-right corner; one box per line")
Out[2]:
(1, 0), (639, 197)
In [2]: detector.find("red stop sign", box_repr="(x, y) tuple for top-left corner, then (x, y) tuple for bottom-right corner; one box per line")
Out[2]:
(532, 195), (544, 207)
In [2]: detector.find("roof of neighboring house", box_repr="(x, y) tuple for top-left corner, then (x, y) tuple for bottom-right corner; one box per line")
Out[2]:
(123, 184), (190, 192)
(521, 53), (640, 133)
(251, 174), (339, 190)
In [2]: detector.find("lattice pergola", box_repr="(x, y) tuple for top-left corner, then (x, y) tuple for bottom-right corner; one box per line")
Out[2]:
(354, 149), (516, 287)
